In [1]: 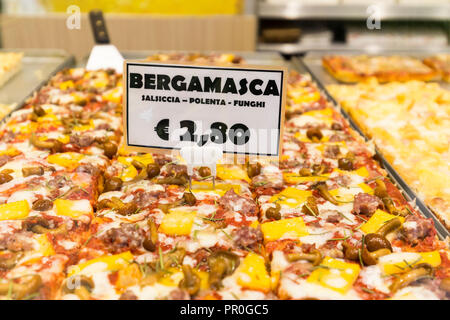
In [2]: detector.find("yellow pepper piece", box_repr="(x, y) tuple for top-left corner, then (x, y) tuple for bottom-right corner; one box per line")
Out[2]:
(0, 200), (30, 220)
(37, 234), (55, 257)
(0, 147), (21, 157)
(307, 257), (360, 294)
(216, 165), (250, 183)
(68, 251), (134, 277)
(159, 209), (197, 236)
(54, 199), (93, 218)
(358, 183), (373, 194)
(302, 108), (334, 118)
(354, 166), (369, 178)
(379, 251), (442, 275)
(269, 188), (312, 208)
(236, 253), (271, 293)
(120, 165), (138, 182)
(47, 152), (85, 170)
(102, 87), (122, 104)
(291, 90), (321, 104)
(249, 220), (259, 229)
(360, 209), (405, 234)
(283, 172), (329, 184)
(59, 80), (74, 90)
(261, 217), (308, 242)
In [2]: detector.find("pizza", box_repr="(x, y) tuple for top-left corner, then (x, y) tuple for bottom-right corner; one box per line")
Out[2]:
(322, 55), (439, 83)
(327, 80), (450, 230)
(0, 52), (23, 88)
(423, 54), (450, 82)
(0, 54), (447, 300)
(146, 52), (244, 65)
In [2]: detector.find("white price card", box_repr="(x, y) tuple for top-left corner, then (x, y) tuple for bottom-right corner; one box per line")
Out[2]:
(123, 61), (286, 158)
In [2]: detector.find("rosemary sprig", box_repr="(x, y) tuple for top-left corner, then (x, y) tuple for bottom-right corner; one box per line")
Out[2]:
(361, 287), (376, 294)
(221, 229), (234, 242)
(358, 235), (365, 267)
(336, 211), (353, 222)
(202, 216), (224, 222)
(158, 246), (165, 271)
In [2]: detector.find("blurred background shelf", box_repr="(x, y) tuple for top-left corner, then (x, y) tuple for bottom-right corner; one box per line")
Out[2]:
(258, 3), (450, 21)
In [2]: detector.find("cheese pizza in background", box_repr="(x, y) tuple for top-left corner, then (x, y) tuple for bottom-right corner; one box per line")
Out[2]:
(328, 80), (450, 230)
(0, 52), (23, 88)
(0, 53), (447, 300)
(322, 55), (439, 83)
(423, 54), (450, 82)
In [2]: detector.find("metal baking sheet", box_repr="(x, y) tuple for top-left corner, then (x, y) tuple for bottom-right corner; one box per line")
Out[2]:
(291, 56), (450, 240)
(302, 48), (450, 90)
(78, 50), (286, 68)
(0, 49), (75, 117)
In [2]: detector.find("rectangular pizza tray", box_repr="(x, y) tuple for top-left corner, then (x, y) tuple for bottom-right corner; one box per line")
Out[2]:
(291, 53), (450, 240)
(0, 49), (75, 122)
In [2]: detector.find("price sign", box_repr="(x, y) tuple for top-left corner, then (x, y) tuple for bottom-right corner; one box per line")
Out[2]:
(123, 61), (286, 157)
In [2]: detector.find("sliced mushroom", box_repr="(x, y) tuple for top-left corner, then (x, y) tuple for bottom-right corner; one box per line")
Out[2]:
(389, 264), (434, 294)
(301, 196), (319, 216)
(364, 233), (392, 252)
(32, 199), (53, 211)
(104, 177), (122, 192)
(374, 179), (397, 214)
(0, 252), (21, 270)
(361, 248), (391, 266)
(96, 197), (138, 215)
(30, 134), (54, 150)
(62, 275), (95, 300)
(312, 163), (326, 175)
(143, 218), (158, 252)
(306, 127), (323, 142)
(342, 242), (360, 261)
(157, 199), (183, 214)
(22, 216), (66, 234)
(183, 192), (196, 206)
(338, 158), (354, 171)
(22, 167), (44, 177)
(146, 163), (161, 179)
(266, 203), (281, 220)
(376, 218), (402, 237)
(0, 274), (42, 300)
(30, 134), (63, 153)
(102, 141), (117, 159)
(286, 249), (322, 266)
(314, 182), (340, 206)
(208, 250), (240, 290)
(178, 265), (201, 296)
(0, 172), (13, 185)
(33, 105), (46, 117)
(198, 166), (211, 178)
(156, 173), (189, 186)
(247, 162), (261, 178)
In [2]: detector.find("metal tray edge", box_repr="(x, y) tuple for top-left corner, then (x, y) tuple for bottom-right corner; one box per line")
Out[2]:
(0, 53), (76, 127)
